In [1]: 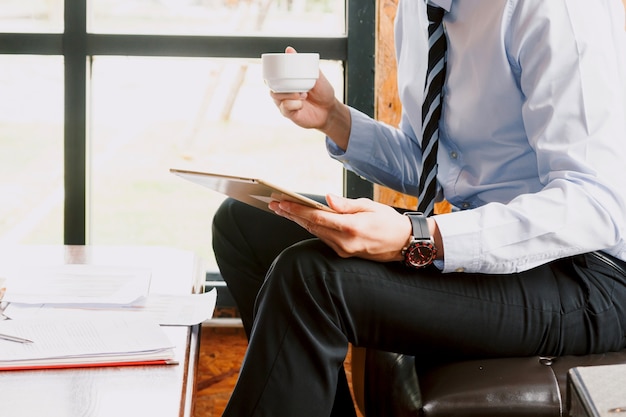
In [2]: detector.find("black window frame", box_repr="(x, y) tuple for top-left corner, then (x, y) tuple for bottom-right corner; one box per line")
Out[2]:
(0, 0), (374, 245)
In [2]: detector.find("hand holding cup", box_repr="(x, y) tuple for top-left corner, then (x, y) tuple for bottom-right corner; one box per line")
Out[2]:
(261, 52), (320, 93)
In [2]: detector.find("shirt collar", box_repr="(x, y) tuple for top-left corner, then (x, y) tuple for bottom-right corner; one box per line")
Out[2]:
(428, 0), (452, 12)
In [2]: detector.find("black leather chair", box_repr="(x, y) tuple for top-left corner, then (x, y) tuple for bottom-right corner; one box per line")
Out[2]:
(351, 348), (626, 416)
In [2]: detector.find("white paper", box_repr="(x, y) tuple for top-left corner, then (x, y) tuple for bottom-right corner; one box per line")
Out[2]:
(4, 289), (217, 326)
(0, 317), (175, 368)
(3, 264), (152, 305)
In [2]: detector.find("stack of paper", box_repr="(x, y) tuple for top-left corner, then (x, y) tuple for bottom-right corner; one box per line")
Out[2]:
(2, 264), (152, 306)
(1, 264), (217, 326)
(0, 264), (218, 371)
(0, 317), (176, 370)
(3, 291), (217, 326)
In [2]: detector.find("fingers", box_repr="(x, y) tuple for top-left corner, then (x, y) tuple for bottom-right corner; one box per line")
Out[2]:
(271, 91), (307, 119)
(271, 91), (306, 103)
(271, 91), (305, 100)
(269, 200), (335, 233)
(326, 194), (377, 214)
(277, 97), (306, 114)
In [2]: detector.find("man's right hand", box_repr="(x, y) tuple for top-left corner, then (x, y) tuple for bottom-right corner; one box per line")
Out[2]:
(269, 46), (351, 151)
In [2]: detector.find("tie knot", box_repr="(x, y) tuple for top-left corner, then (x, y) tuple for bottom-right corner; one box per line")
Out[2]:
(427, 5), (445, 25)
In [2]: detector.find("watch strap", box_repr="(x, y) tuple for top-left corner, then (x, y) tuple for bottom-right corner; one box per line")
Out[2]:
(404, 212), (429, 240)
(401, 212), (437, 268)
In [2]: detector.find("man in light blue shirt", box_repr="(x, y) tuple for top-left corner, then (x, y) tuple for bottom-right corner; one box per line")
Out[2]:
(328, 0), (626, 274)
(214, 1), (626, 416)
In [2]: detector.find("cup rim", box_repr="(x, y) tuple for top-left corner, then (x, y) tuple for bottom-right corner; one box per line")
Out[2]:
(261, 52), (320, 58)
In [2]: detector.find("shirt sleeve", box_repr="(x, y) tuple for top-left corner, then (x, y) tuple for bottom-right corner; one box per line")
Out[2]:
(434, 1), (626, 273)
(326, 107), (423, 198)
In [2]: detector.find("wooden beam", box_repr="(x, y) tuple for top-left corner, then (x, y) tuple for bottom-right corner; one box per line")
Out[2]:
(373, 0), (451, 213)
(373, 0), (419, 209)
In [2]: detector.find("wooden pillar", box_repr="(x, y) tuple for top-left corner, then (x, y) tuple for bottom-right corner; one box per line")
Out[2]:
(374, 0), (451, 214)
(373, 0), (416, 209)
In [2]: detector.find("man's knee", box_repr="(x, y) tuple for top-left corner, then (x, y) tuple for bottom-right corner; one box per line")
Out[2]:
(273, 239), (334, 271)
(257, 239), (349, 336)
(264, 239), (338, 296)
(212, 198), (242, 233)
(212, 198), (263, 253)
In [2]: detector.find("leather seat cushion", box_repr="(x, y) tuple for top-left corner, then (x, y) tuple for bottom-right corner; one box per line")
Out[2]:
(363, 349), (626, 417)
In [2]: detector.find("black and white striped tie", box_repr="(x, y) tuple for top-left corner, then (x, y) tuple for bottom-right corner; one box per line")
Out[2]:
(417, 5), (447, 217)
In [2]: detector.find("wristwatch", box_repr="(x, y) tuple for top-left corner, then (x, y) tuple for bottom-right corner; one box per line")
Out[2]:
(401, 212), (437, 268)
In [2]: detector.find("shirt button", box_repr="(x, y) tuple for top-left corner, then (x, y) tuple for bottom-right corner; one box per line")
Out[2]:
(450, 151), (458, 159)
(455, 267), (465, 273)
(461, 202), (471, 209)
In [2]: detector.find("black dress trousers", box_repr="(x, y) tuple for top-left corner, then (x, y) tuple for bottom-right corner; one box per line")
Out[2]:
(212, 198), (626, 417)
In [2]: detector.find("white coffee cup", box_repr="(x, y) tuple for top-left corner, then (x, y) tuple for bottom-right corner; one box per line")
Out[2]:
(261, 52), (320, 93)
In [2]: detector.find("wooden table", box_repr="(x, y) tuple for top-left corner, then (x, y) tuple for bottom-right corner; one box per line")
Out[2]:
(0, 245), (206, 417)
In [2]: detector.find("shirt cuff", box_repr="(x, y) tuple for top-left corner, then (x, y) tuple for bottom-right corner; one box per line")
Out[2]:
(326, 107), (376, 163)
(433, 210), (483, 273)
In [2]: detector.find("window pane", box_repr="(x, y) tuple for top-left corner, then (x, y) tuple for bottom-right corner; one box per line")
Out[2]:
(0, 0), (63, 33)
(90, 0), (345, 36)
(89, 56), (343, 267)
(0, 56), (64, 245)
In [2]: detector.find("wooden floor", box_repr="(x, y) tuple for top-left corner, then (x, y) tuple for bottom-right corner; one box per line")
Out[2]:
(194, 326), (248, 417)
(193, 326), (363, 417)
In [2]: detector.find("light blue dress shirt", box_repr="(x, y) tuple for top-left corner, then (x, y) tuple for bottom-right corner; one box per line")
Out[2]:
(327, 0), (626, 273)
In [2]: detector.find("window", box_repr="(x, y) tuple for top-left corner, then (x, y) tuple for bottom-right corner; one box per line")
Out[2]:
(0, 0), (63, 33)
(0, 55), (64, 244)
(90, 0), (345, 36)
(0, 0), (373, 269)
(88, 55), (344, 259)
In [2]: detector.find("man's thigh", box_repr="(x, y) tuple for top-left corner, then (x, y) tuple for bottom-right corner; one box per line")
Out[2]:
(266, 242), (597, 360)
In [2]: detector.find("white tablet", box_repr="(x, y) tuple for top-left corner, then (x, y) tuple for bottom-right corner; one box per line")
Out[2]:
(170, 168), (334, 213)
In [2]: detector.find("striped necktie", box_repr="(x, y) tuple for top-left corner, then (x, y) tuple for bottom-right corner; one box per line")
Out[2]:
(417, 4), (447, 217)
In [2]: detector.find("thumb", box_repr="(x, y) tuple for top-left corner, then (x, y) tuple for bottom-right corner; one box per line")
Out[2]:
(285, 46), (297, 54)
(326, 194), (372, 214)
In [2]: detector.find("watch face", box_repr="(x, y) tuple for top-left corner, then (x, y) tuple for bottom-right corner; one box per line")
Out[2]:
(406, 241), (437, 268)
